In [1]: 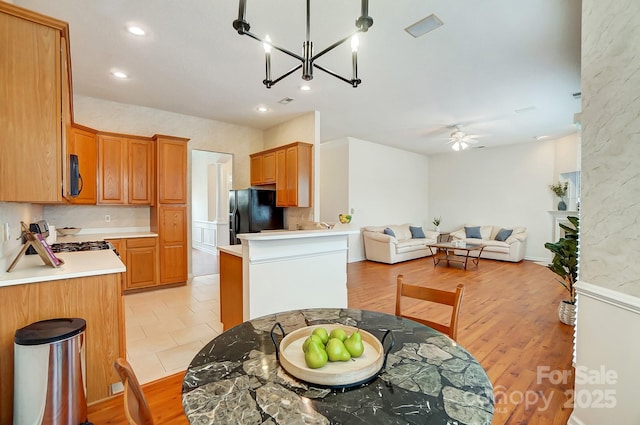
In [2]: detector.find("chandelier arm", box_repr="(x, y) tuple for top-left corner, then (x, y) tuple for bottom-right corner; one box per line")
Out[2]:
(312, 29), (362, 62)
(268, 64), (303, 87)
(313, 63), (360, 87)
(240, 30), (304, 62)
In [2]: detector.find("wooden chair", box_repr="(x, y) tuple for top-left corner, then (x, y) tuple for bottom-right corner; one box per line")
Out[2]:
(113, 358), (155, 425)
(395, 274), (465, 340)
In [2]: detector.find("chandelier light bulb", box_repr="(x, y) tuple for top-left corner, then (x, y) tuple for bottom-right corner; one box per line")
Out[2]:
(351, 35), (359, 52)
(263, 35), (272, 53)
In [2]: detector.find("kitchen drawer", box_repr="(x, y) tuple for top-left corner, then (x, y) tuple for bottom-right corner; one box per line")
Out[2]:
(126, 237), (157, 248)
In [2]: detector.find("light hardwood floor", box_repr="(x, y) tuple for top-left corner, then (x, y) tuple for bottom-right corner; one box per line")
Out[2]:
(88, 258), (574, 424)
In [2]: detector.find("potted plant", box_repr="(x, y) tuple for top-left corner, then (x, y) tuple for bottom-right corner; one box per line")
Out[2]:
(549, 182), (568, 211)
(432, 216), (441, 232)
(544, 215), (579, 325)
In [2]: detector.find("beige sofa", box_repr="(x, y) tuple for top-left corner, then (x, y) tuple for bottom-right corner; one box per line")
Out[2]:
(449, 225), (527, 262)
(363, 224), (439, 264)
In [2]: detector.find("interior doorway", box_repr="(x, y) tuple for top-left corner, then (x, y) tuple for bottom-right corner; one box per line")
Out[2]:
(191, 149), (233, 276)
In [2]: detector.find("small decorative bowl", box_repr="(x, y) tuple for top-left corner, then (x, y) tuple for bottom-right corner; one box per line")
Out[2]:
(338, 214), (352, 224)
(57, 227), (81, 236)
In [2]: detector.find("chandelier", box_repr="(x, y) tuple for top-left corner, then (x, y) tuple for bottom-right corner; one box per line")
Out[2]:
(233, 0), (373, 88)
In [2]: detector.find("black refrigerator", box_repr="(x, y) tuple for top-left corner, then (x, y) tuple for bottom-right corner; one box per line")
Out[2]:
(229, 188), (285, 244)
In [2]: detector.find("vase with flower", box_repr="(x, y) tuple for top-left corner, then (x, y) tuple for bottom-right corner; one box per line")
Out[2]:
(549, 182), (568, 211)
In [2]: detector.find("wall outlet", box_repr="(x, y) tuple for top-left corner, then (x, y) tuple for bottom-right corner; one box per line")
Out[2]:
(105, 215), (111, 223)
(350, 208), (355, 214)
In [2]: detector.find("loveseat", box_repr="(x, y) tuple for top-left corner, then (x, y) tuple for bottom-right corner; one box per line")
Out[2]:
(363, 224), (439, 264)
(449, 225), (527, 262)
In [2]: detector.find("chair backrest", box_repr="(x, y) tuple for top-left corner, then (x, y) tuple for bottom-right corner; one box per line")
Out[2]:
(113, 358), (155, 425)
(395, 274), (465, 340)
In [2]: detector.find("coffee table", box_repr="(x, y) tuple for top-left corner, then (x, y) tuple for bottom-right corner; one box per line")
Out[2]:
(427, 241), (486, 270)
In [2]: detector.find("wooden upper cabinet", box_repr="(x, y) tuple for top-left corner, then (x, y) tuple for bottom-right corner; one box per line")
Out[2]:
(0, 4), (72, 203)
(98, 134), (153, 205)
(67, 126), (97, 204)
(250, 151), (276, 185)
(155, 136), (188, 204)
(275, 149), (287, 206)
(253, 142), (312, 207)
(128, 139), (153, 205)
(98, 135), (127, 204)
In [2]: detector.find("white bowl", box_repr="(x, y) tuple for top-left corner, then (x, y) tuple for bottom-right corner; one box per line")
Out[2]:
(56, 227), (81, 236)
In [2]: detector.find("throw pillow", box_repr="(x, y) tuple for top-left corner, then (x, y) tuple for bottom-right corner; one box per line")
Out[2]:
(409, 226), (426, 239)
(464, 226), (482, 239)
(495, 228), (513, 242)
(383, 227), (396, 237)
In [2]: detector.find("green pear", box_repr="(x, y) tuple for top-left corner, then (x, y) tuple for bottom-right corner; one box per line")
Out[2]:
(304, 339), (328, 369)
(329, 328), (348, 342)
(344, 330), (364, 358)
(311, 327), (329, 345)
(302, 334), (323, 353)
(325, 338), (351, 362)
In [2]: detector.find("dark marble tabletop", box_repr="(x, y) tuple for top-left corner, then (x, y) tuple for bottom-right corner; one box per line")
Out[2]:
(182, 308), (494, 424)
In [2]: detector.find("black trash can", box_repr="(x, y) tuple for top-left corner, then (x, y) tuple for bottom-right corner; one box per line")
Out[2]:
(13, 318), (91, 425)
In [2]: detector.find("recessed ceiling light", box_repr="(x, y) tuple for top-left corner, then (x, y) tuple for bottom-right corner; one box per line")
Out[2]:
(127, 25), (146, 36)
(299, 85), (311, 92)
(111, 71), (129, 79)
(535, 135), (549, 140)
(256, 106), (268, 113)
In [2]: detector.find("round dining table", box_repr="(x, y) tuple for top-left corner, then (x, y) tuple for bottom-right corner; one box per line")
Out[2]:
(182, 308), (494, 424)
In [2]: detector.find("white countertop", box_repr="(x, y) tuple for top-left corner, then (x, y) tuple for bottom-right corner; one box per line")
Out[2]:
(218, 245), (242, 257)
(54, 231), (157, 243)
(237, 228), (358, 241)
(0, 250), (125, 288)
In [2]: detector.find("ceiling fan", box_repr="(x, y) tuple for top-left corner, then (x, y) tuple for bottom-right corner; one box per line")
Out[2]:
(447, 126), (480, 151)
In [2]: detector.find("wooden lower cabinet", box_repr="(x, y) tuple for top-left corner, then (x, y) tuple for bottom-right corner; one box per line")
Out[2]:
(106, 237), (159, 293)
(0, 274), (124, 423)
(219, 251), (243, 331)
(125, 238), (158, 290)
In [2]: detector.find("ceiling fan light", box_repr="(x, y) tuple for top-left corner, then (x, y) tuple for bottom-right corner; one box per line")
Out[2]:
(461, 141), (468, 150)
(452, 142), (460, 151)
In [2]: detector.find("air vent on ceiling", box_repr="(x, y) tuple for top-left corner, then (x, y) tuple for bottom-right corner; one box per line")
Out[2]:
(278, 97), (294, 105)
(405, 14), (444, 38)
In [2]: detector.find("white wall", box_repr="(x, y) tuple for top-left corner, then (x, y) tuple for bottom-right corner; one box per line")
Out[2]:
(571, 0), (640, 423)
(319, 139), (349, 225)
(321, 137), (430, 262)
(428, 140), (559, 261)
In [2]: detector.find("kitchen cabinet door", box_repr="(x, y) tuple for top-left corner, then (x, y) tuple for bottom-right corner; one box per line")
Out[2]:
(0, 4), (72, 203)
(125, 238), (158, 290)
(155, 136), (188, 204)
(250, 154), (263, 186)
(98, 134), (153, 205)
(275, 149), (287, 206)
(67, 126), (97, 204)
(98, 135), (127, 204)
(158, 206), (187, 284)
(128, 139), (153, 205)
(250, 151), (276, 185)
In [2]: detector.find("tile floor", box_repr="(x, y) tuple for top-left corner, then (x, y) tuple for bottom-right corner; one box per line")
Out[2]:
(124, 273), (222, 384)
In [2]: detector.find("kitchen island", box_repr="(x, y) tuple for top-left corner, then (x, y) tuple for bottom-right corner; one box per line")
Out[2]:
(0, 250), (126, 422)
(218, 228), (357, 330)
